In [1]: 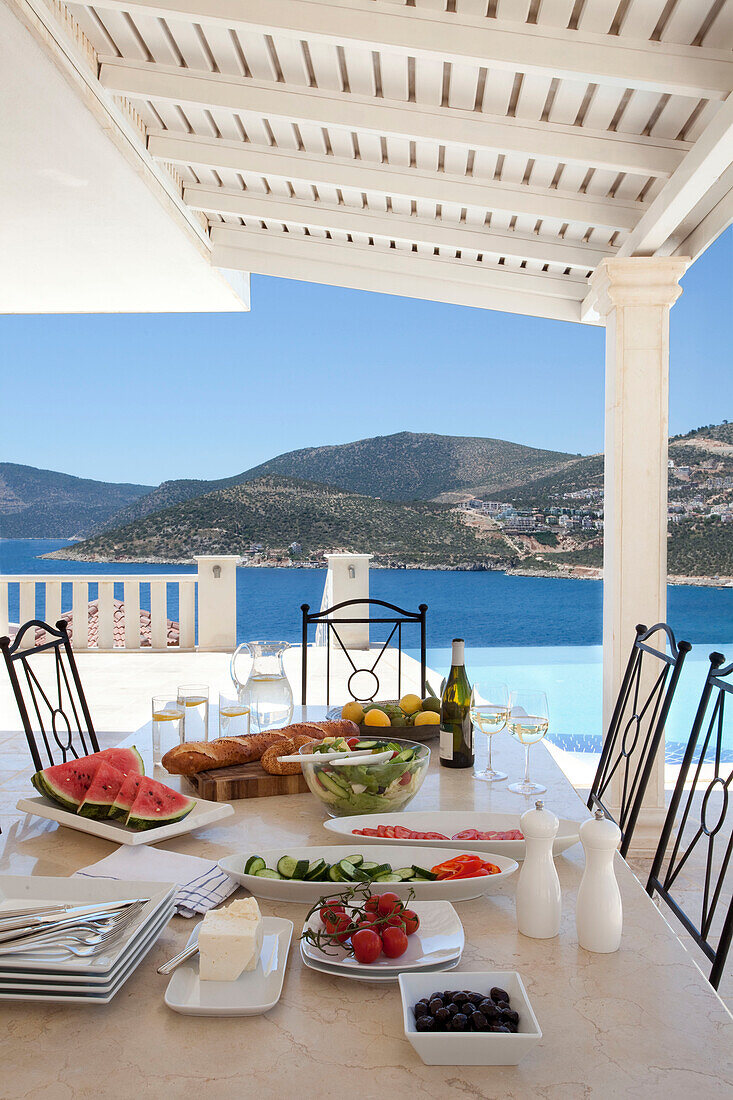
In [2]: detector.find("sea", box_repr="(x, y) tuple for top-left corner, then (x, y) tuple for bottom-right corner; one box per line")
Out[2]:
(3, 538), (732, 758)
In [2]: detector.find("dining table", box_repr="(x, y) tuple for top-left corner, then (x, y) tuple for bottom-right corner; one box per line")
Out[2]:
(0, 709), (731, 1099)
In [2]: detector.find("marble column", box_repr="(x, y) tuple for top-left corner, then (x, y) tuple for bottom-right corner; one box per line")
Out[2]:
(588, 256), (689, 852)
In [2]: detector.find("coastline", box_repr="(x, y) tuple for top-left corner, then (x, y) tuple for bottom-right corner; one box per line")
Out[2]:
(35, 546), (733, 588)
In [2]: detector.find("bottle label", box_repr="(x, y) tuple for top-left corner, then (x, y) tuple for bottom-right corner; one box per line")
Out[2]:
(440, 727), (453, 759)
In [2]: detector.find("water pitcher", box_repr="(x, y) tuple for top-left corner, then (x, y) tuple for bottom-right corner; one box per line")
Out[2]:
(230, 640), (293, 733)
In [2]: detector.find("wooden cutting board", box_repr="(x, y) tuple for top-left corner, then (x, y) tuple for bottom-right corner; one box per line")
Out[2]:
(186, 760), (310, 801)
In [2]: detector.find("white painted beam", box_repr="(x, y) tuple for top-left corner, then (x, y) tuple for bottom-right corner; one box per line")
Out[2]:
(185, 184), (613, 268)
(673, 179), (733, 263)
(150, 131), (642, 232)
(89, 0), (733, 100)
(99, 60), (687, 177)
(210, 225), (598, 324)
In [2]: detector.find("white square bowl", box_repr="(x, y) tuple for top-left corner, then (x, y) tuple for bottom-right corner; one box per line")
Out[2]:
(398, 971), (542, 1066)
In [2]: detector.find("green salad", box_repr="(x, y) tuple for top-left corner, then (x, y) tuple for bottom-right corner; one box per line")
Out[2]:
(303, 736), (429, 816)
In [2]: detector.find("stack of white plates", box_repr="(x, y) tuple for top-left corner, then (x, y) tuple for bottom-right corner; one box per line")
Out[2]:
(0, 875), (177, 1004)
(300, 900), (463, 983)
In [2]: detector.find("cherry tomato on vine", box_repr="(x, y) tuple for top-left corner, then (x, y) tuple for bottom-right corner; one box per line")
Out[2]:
(377, 892), (402, 918)
(351, 929), (382, 964)
(401, 909), (420, 935)
(381, 926), (408, 958)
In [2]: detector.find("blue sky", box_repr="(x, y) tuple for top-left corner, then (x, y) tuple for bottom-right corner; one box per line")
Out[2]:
(1, 228), (730, 487)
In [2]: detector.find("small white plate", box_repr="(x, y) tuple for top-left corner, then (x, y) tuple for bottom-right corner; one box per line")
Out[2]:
(16, 794), (234, 846)
(300, 943), (460, 983)
(0, 877), (175, 974)
(301, 901), (463, 972)
(323, 811), (580, 860)
(164, 917), (293, 1016)
(0, 903), (175, 1002)
(220, 845), (517, 904)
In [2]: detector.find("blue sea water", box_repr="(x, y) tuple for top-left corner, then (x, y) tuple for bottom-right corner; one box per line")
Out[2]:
(3, 538), (731, 758)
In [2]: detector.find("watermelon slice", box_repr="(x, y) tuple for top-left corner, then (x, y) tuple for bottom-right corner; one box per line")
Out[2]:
(108, 772), (144, 822)
(33, 746), (144, 812)
(126, 777), (195, 831)
(77, 762), (126, 819)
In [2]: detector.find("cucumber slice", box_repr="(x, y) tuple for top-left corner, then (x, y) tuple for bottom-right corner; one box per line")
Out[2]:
(359, 861), (379, 873)
(337, 859), (357, 880)
(354, 740), (379, 750)
(412, 865), (438, 880)
(374, 873), (402, 883)
(276, 855), (299, 879)
(304, 859), (327, 880)
(345, 854), (364, 867)
(367, 863), (392, 878)
(244, 856), (265, 875)
(291, 859), (310, 880)
(391, 867), (415, 880)
(329, 864), (345, 882)
(255, 868), (282, 879)
(394, 749), (414, 763)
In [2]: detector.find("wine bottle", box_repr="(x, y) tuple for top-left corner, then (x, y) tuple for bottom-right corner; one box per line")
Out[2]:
(440, 638), (474, 769)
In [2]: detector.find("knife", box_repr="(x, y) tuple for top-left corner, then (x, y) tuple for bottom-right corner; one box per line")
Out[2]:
(0, 898), (148, 936)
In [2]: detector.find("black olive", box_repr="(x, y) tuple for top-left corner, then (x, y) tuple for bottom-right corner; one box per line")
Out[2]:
(465, 992), (482, 1007)
(494, 1025), (511, 1033)
(434, 1007), (451, 1025)
(429, 992), (443, 1002)
(507, 1022), (519, 1033)
(415, 1015), (435, 1032)
(447, 1002), (460, 1017)
(414, 1000), (430, 1017)
(490, 987), (509, 1004)
(452, 991), (469, 1004)
(428, 997), (444, 1016)
(471, 1011), (488, 1031)
(451, 1013), (468, 1031)
(503, 1009), (520, 1025)
(479, 999), (499, 1019)
(496, 1001), (511, 1014)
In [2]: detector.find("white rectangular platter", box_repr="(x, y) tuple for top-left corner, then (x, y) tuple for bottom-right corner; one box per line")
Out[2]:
(17, 794), (234, 846)
(219, 845), (517, 904)
(323, 811), (581, 860)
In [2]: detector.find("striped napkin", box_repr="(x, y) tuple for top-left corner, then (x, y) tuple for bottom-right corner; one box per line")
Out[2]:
(74, 845), (238, 917)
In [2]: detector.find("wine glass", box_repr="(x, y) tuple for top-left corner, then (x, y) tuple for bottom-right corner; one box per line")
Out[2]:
(507, 689), (549, 796)
(471, 683), (509, 782)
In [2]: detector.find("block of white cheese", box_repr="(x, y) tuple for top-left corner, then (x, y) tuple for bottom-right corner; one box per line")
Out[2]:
(198, 898), (263, 982)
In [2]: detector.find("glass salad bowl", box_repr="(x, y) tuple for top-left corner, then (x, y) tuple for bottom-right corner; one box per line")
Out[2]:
(299, 736), (430, 818)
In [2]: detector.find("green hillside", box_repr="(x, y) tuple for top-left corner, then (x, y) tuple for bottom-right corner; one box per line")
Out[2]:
(0, 463), (152, 538)
(57, 475), (513, 568)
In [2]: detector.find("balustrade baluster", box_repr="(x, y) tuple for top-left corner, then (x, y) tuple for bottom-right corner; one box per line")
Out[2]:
(72, 581), (89, 650)
(179, 582), (195, 649)
(124, 581), (141, 649)
(18, 582), (36, 649)
(0, 583), (8, 638)
(45, 582), (62, 642)
(150, 581), (167, 650)
(98, 581), (115, 649)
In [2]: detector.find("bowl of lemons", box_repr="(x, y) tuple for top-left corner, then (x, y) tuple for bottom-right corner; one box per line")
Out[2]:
(340, 693), (442, 742)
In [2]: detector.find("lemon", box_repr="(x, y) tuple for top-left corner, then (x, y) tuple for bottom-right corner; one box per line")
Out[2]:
(399, 693), (422, 716)
(364, 707), (391, 727)
(421, 696), (441, 714)
(414, 710), (441, 726)
(341, 701), (365, 724)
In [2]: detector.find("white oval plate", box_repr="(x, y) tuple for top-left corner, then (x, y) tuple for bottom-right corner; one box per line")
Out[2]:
(323, 812), (581, 860)
(164, 917), (293, 1017)
(301, 900), (463, 972)
(219, 845), (517, 904)
(300, 942), (460, 983)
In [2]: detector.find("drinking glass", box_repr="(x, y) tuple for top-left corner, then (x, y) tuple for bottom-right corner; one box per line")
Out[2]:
(507, 689), (549, 796)
(177, 684), (210, 743)
(471, 683), (509, 782)
(151, 696), (184, 766)
(218, 692), (251, 738)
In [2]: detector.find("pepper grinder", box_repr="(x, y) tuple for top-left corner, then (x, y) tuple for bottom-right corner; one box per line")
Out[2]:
(576, 809), (623, 953)
(516, 800), (562, 938)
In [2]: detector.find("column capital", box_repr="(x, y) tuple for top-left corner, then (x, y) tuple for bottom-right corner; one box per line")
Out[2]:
(588, 256), (690, 317)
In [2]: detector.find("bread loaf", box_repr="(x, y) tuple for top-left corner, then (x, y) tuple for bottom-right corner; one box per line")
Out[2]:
(161, 717), (360, 776)
(261, 733), (317, 776)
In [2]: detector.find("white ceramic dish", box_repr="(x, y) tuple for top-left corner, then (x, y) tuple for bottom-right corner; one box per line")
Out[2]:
(0, 877), (176, 974)
(301, 900), (463, 973)
(219, 845), (518, 904)
(300, 942), (460, 983)
(0, 902), (176, 1002)
(16, 794), (235, 846)
(399, 971), (542, 1066)
(164, 917), (293, 1016)
(323, 811), (581, 860)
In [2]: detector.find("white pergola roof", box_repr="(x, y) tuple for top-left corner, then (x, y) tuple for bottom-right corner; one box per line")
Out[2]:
(8, 0), (733, 320)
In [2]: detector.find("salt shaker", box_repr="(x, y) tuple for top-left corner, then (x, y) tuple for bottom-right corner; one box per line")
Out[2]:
(576, 809), (623, 953)
(516, 800), (562, 938)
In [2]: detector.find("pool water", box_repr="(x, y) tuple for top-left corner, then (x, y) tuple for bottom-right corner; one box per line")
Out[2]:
(416, 644), (733, 763)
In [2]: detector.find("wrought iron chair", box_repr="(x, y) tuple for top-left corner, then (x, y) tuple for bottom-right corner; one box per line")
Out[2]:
(646, 652), (733, 990)
(588, 623), (691, 858)
(300, 599), (427, 706)
(0, 619), (99, 773)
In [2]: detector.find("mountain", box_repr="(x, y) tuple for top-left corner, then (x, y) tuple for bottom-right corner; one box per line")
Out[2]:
(94, 431), (580, 533)
(0, 463), (153, 538)
(52, 475), (513, 568)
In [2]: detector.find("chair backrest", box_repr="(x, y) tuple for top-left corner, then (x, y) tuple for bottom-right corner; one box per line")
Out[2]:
(646, 652), (733, 990)
(300, 599), (428, 706)
(0, 619), (99, 772)
(589, 622), (691, 858)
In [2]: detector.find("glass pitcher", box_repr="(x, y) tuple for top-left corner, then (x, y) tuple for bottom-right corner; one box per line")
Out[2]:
(230, 640), (294, 733)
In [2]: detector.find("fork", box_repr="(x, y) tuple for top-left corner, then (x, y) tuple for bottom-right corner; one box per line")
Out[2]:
(0, 901), (145, 956)
(0, 900), (146, 946)
(0, 921), (135, 959)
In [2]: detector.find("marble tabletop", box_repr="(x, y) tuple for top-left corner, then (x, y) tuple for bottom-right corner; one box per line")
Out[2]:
(0, 719), (731, 1099)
